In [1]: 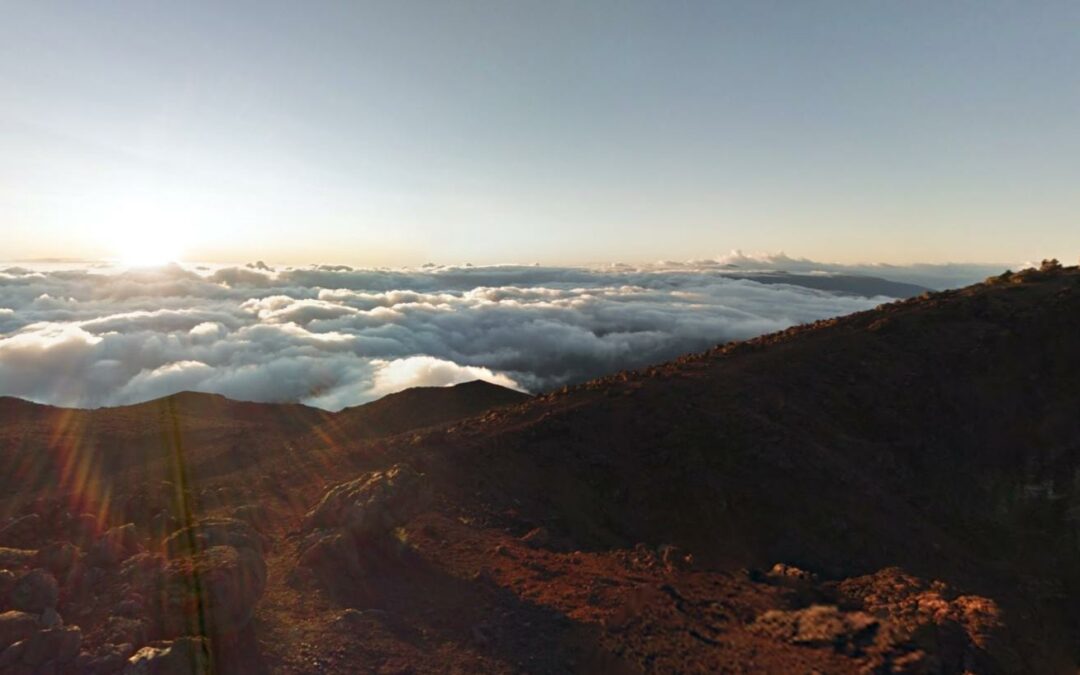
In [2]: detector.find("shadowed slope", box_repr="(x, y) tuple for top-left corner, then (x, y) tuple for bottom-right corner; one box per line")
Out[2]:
(353, 264), (1080, 670)
(0, 381), (528, 525)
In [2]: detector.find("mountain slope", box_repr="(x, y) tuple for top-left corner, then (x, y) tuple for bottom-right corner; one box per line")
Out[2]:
(721, 270), (930, 297)
(0, 381), (528, 528)
(325, 380), (531, 440)
(2, 266), (1079, 673)
(332, 263), (1080, 671)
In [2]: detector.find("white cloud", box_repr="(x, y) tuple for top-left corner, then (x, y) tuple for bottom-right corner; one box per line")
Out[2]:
(370, 356), (524, 400)
(0, 258), (989, 411)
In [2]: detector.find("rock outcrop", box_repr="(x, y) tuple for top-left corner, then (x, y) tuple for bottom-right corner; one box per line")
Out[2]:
(298, 464), (432, 577)
(125, 636), (211, 675)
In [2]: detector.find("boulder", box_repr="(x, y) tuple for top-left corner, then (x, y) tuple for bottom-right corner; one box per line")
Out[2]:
(39, 607), (63, 628)
(103, 616), (152, 648)
(298, 464), (432, 577)
(34, 542), (80, 576)
(0, 611), (37, 651)
(149, 511), (180, 539)
(520, 527), (551, 548)
(125, 636), (211, 675)
(83, 642), (135, 675)
(0, 515), (42, 549)
(658, 544), (693, 571)
(751, 604), (878, 651)
(303, 464), (432, 539)
(88, 524), (141, 567)
(0, 639), (25, 668)
(10, 569), (58, 613)
(164, 518), (266, 558)
(71, 513), (101, 549)
(19, 625), (82, 667)
(297, 532), (365, 577)
(231, 504), (271, 533)
(161, 545), (266, 637)
(0, 570), (16, 604)
(0, 548), (35, 571)
(838, 567), (1018, 672)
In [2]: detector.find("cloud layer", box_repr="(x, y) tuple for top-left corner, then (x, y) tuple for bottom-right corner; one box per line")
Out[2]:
(0, 259), (966, 410)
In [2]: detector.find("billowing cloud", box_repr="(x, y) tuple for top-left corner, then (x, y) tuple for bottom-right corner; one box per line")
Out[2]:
(0, 258), (997, 411)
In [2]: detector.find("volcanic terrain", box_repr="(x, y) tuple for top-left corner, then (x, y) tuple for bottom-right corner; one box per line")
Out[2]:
(2, 263), (1080, 673)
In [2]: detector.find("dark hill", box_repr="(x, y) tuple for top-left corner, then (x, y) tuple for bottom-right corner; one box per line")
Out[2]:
(325, 380), (531, 440)
(0, 381), (527, 523)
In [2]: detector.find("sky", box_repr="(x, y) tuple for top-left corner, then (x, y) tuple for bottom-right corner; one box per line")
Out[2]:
(2, 1), (1079, 267)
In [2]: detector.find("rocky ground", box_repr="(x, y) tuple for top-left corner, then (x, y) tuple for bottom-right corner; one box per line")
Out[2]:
(2, 262), (1080, 673)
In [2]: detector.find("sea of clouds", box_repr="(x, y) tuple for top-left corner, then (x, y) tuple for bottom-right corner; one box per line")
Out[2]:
(0, 256), (1007, 410)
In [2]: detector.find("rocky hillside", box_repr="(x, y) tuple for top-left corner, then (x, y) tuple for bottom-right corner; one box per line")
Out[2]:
(2, 264), (1080, 673)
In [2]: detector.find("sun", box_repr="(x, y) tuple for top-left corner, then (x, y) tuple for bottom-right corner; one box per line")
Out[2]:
(104, 197), (189, 266)
(117, 237), (183, 267)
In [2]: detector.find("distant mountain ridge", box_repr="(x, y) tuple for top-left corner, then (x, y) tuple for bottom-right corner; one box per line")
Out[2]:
(719, 270), (930, 297)
(0, 380), (529, 495)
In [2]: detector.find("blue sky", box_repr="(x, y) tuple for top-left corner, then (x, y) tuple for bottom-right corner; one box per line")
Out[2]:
(2, 1), (1078, 266)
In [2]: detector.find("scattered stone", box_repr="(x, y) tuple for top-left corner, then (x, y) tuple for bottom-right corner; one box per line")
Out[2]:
(125, 636), (211, 675)
(520, 527), (550, 548)
(751, 604), (878, 652)
(33, 540), (79, 574)
(88, 524), (141, 567)
(34, 542), (80, 576)
(39, 607), (63, 628)
(149, 511), (180, 539)
(0, 548), (35, 571)
(118, 597), (143, 618)
(161, 545), (266, 637)
(83, 642), (135, 675)
(231, 504), (271, 533)
(337, 608), (366, 625)
(120, 553), (168, 594)
(102, 616), (151, 647)
(303, 464), (432, 539)
(62, 562), (98, 606)
(336, 608), (389, 626)
(164, 517), (266, 558)
(0, 515), (42, 549)
(659, 544), (693, 571)
(71, 514), (101, 549)
(10, 569), (59, 613)
(20, 625), (82, 666)
(767, 563), (818, 584)
(0, 639), (26, 668)
(298, 532), (363, 576)
(838, 567), (1018, 672)
(0, 611), (37, 651)
(297, 464), (432, 578)
(0, 569), (15, 599)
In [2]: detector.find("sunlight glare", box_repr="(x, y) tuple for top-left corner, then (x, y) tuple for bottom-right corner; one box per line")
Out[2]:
(106, 195), (188, 266)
